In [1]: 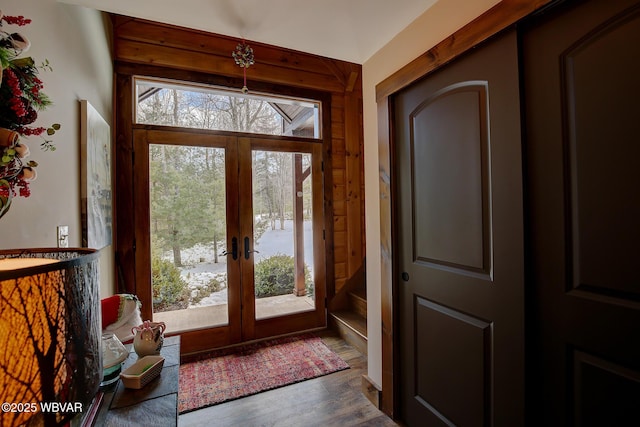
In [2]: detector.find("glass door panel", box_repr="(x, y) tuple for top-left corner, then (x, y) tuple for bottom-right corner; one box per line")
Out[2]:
(252, 151), (316, 320)
(136, 131), (325, 351)
(149, 144), (230, 334)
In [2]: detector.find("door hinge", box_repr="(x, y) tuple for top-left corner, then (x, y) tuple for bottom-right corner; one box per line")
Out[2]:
(323, 229), (326, 240)
(132, 238), (136, 252)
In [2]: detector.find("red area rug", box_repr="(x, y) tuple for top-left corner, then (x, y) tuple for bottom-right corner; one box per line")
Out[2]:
(178, 334), (349, 413)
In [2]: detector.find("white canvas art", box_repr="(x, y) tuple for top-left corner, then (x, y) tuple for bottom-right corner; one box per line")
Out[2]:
(81, 100), (112, 249)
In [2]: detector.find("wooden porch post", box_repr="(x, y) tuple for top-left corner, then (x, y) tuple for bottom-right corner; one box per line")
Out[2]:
(293, 153), (306, 296)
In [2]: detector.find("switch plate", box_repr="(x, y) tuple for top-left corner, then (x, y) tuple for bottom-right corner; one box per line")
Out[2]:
(57, 225), (69, 248)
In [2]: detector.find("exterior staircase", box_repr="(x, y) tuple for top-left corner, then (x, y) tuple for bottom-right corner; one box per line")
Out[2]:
(329, 284), (367, 355)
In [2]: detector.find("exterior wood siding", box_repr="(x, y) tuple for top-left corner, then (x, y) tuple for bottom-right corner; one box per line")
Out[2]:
(111, 15), (364, 303)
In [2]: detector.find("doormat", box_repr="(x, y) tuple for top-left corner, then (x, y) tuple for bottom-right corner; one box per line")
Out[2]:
(178, 334), (349, 414)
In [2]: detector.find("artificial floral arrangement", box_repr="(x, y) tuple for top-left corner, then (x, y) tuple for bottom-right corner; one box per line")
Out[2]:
(0, 10), (60, 218)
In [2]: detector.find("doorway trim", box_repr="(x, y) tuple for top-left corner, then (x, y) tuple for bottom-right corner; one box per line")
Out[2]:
(374, 0), (552, 418)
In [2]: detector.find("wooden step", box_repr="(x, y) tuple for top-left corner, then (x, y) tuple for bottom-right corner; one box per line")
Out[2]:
(329, 310), (367, 355)
(349, 288), (367, 319)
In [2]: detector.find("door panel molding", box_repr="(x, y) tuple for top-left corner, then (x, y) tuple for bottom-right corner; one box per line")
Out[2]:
(560, 5), (640, 298)
(409, 81), (492, 279)
(572, 349), (640, 426)
(413, 297), (493, 426)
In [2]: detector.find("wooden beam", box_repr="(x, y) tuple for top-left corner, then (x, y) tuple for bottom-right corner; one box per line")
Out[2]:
(113, 16), (339, 78)
(301, 166), (311, 181)
(346, 71), (359, 93)
(114, 73), (135, 296)
(320, 57), (349, 87)
(345, 91), (363, 279)
(293, 153), (306, 296)
(376, 0), (553, 101)
(114, 40), (346, 93)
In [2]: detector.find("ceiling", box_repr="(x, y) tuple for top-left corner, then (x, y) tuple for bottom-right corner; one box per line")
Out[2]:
(59, 0), (440, 64)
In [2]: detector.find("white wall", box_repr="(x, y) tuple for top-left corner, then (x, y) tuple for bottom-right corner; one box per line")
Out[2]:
(0, 0), (114, 297)
(362, 0), (500, 389)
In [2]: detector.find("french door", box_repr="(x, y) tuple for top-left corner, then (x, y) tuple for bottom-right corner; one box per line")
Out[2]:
(133, 129), (326, 354)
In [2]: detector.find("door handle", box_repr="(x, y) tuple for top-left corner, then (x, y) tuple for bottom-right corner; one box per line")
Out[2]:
(244, 236), (259, 260)
(220, 237), (238, 260)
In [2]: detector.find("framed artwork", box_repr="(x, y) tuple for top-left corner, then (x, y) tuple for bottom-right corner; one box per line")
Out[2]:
(80, 100), (112, 249)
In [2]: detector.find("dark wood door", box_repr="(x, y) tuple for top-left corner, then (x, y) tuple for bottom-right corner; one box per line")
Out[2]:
(394, 30), (524, 426)
(521, 0), (640, 424)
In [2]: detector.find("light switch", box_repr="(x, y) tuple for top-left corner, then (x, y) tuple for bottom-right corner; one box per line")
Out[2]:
(57, 225), (69, 248)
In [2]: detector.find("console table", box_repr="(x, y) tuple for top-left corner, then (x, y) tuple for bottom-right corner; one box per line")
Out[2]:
(93, 335), (180, 426)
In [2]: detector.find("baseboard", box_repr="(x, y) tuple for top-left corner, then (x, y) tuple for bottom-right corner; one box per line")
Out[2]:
(361, 374), (381, 409)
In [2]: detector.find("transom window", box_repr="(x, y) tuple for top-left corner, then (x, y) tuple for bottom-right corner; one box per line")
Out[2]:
(135, 77), (321, 139)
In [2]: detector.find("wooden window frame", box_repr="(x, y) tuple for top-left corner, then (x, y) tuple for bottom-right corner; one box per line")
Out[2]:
(114, 62), (333, 321)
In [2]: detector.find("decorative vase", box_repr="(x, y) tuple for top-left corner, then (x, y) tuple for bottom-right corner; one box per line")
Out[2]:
(132, 321), (166, 357)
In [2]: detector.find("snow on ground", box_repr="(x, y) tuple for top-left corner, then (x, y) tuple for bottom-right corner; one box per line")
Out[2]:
(192, 287), (228, 307)
(163, 220), (313, 308)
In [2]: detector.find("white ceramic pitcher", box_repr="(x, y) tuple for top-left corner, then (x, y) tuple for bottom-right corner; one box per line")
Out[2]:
(132, 321), (166, 357)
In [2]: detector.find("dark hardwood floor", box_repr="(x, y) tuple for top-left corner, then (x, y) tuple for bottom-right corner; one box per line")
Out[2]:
(178, 330), (399, 426)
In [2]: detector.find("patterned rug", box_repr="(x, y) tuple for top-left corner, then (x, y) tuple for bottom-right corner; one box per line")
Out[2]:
(178, 334), (349, 413)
